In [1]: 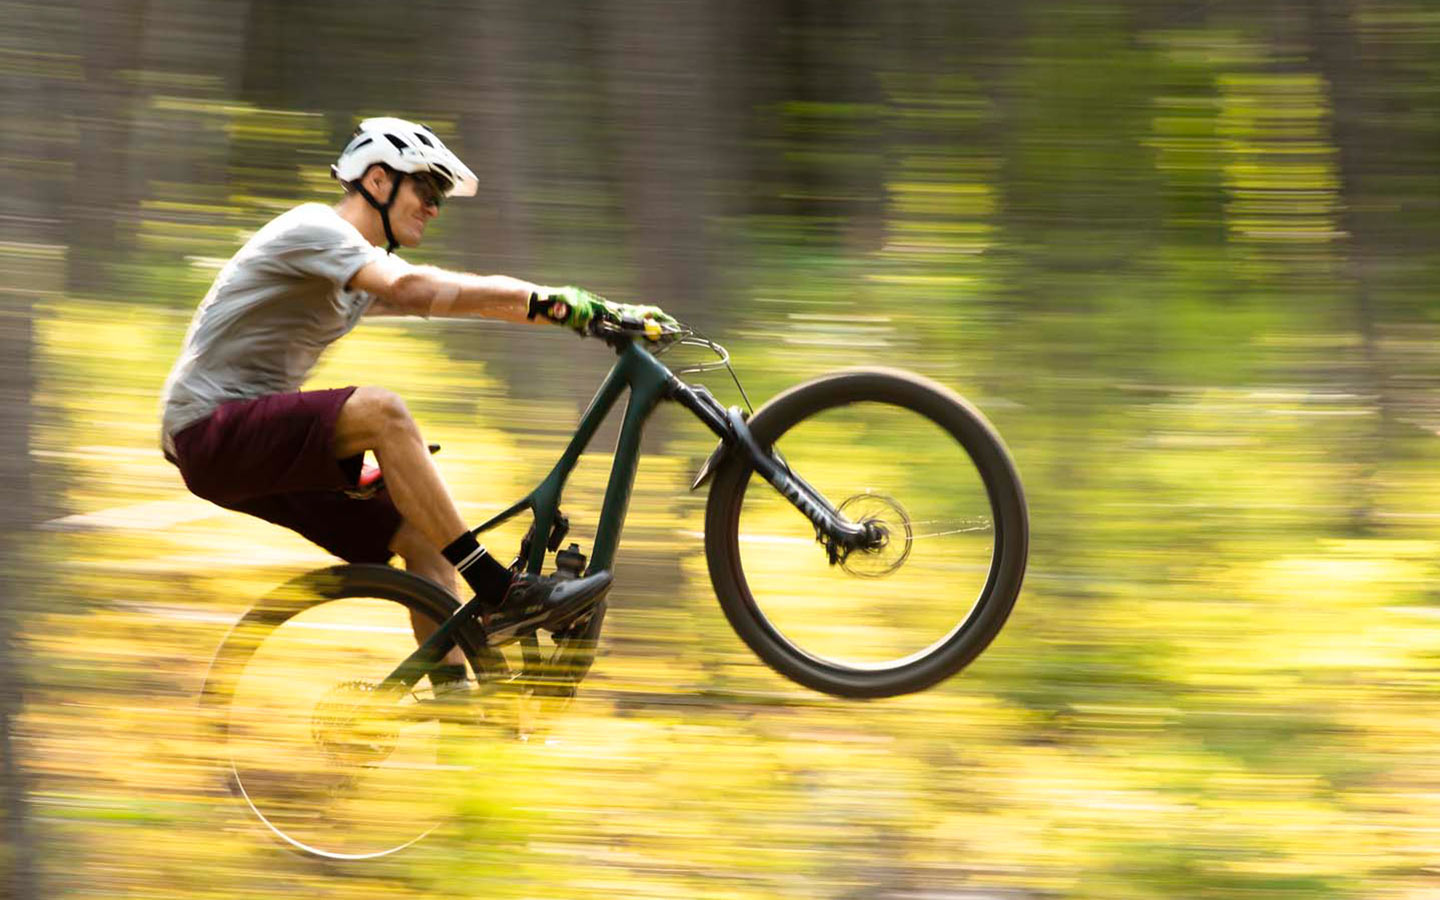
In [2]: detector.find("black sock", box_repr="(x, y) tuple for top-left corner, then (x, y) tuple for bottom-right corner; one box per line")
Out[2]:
(442, 532), (511, 601)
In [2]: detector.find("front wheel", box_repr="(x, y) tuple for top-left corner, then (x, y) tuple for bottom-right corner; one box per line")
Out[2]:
(705, 369), (1028, 698)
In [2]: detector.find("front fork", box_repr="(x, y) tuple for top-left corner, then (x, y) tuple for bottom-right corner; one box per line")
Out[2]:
(670, 381), (881, 560)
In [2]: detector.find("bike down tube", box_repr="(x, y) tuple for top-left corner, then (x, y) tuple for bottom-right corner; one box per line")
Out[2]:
(526, 340), (672, 574)
(586, 344), (673, 571)
(670, 381), (870, 552)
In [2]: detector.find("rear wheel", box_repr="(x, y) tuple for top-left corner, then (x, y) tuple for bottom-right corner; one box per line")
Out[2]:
(201, 565), (494, 859)
(704, 369), (1028, 698)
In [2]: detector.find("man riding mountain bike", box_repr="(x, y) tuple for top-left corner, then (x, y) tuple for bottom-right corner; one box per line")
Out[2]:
(160, 116), (673, 692)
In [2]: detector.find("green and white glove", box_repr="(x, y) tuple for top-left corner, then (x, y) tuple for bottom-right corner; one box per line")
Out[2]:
(529, 286), (677, 335)
(528, 286), (606, 333)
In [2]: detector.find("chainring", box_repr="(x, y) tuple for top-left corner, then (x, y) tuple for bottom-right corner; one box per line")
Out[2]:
(310, 680), (400, 767)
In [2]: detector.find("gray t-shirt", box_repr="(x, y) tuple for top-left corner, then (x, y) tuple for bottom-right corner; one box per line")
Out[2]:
(160, 203), (388, 452)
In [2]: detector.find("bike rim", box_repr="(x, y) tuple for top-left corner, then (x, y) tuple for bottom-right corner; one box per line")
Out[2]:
(230, 759), (439, 860)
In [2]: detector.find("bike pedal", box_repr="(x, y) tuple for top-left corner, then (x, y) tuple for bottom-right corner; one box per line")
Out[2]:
(549, 611), (595, 642)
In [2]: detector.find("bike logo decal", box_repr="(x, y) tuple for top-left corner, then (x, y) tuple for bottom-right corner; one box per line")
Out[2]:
(771, 473), (828, 528)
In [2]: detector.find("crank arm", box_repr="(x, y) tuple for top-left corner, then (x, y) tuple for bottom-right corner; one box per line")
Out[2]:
(377, 595), (489, 695)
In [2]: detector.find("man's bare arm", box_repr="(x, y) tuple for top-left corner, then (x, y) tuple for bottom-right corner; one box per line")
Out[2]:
(350, 256), (542, 323)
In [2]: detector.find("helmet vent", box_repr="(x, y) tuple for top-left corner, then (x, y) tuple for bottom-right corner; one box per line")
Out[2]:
(348, 136), (374, 151)
(414, 132), (434, 148)
(383, 133), (409, 152)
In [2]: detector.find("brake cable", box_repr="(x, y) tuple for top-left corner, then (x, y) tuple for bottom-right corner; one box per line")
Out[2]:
(655, 324), (755, 416)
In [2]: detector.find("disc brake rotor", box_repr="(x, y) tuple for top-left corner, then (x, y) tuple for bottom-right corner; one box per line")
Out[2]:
(836, 492), (913, 578)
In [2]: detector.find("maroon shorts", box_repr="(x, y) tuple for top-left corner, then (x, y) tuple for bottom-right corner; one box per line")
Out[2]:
(169, 386), (402, 564)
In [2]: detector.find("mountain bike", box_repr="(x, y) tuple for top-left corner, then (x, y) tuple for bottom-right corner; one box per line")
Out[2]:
(200, 312), (1029, 859)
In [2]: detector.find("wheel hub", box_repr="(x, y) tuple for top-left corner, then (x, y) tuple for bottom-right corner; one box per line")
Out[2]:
(835, 492), (913, 578)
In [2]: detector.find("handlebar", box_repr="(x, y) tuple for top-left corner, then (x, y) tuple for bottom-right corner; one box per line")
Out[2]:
(587, 312), (688, 349)
(586, 314), (736, 381)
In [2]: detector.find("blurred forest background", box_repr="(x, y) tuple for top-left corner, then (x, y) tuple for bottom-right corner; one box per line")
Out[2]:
(3, 0), (1440, 897)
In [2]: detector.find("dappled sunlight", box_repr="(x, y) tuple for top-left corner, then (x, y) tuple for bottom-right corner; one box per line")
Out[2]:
(8, 1), (1440, 897)
(27, 287), (1440, 896)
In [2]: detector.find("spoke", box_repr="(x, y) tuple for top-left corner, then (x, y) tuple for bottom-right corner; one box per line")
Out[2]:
(910, 522), (994, 539)
(732, 521), (992, 545)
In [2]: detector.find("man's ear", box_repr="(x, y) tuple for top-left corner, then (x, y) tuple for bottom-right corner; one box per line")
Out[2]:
(363, 164), (391, 194)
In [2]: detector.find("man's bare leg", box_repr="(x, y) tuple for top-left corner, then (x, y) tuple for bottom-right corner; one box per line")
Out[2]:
(390, 519), (468, 669)
(334, 386), (604, 648)
(333, 387), (467, 548)
(338, 387), (500, 675)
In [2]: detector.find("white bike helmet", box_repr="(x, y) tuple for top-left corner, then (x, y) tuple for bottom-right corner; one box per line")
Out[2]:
(332, 116), (477, 250)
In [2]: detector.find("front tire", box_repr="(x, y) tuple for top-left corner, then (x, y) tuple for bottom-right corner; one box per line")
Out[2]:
(704, 369), (1028, 699)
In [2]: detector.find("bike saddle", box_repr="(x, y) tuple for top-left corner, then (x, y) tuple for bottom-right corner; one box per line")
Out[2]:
(346, 443), (440, 499)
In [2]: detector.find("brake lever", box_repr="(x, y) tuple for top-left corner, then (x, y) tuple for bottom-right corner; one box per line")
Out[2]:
(587, 312), (678, 345)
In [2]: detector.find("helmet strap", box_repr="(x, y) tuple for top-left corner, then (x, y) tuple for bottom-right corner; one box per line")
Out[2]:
(353, 168), (406, 253)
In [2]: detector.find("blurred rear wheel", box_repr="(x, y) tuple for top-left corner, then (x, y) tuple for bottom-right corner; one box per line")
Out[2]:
(201, 565), (486, 859)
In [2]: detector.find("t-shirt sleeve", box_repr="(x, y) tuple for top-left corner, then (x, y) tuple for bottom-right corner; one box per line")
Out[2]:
(264, 208), (388, 288)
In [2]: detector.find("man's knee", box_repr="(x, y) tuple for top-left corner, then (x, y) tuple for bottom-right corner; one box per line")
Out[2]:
(348, 386), (412, 427)
(337, 387), (417, 451)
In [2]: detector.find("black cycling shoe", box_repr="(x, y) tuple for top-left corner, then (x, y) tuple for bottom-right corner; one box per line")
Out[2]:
(482, 570), (613, 646)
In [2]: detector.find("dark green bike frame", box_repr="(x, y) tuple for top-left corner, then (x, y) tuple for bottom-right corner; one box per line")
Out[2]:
(377, 336), (877, 696)
(480, 338), (675, 578)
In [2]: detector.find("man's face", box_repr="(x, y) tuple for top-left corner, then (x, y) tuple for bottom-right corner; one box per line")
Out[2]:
(370, 168), (446, 247)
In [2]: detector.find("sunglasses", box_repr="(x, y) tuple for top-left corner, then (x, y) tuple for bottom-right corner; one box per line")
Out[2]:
(409, 175), (447, 210)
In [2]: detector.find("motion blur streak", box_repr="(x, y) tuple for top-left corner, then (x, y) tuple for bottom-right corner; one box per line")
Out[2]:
(4, 0), (1440, 897)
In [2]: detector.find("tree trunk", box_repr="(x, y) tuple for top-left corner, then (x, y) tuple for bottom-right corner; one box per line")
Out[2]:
(65, 0), (147, 296)
(0, 4), (70, 893)
(451, 0), (539, 275)
(596, 0), (723, 322)
(1308, 0), (1388, 533)
(0, 270), (43, 900)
